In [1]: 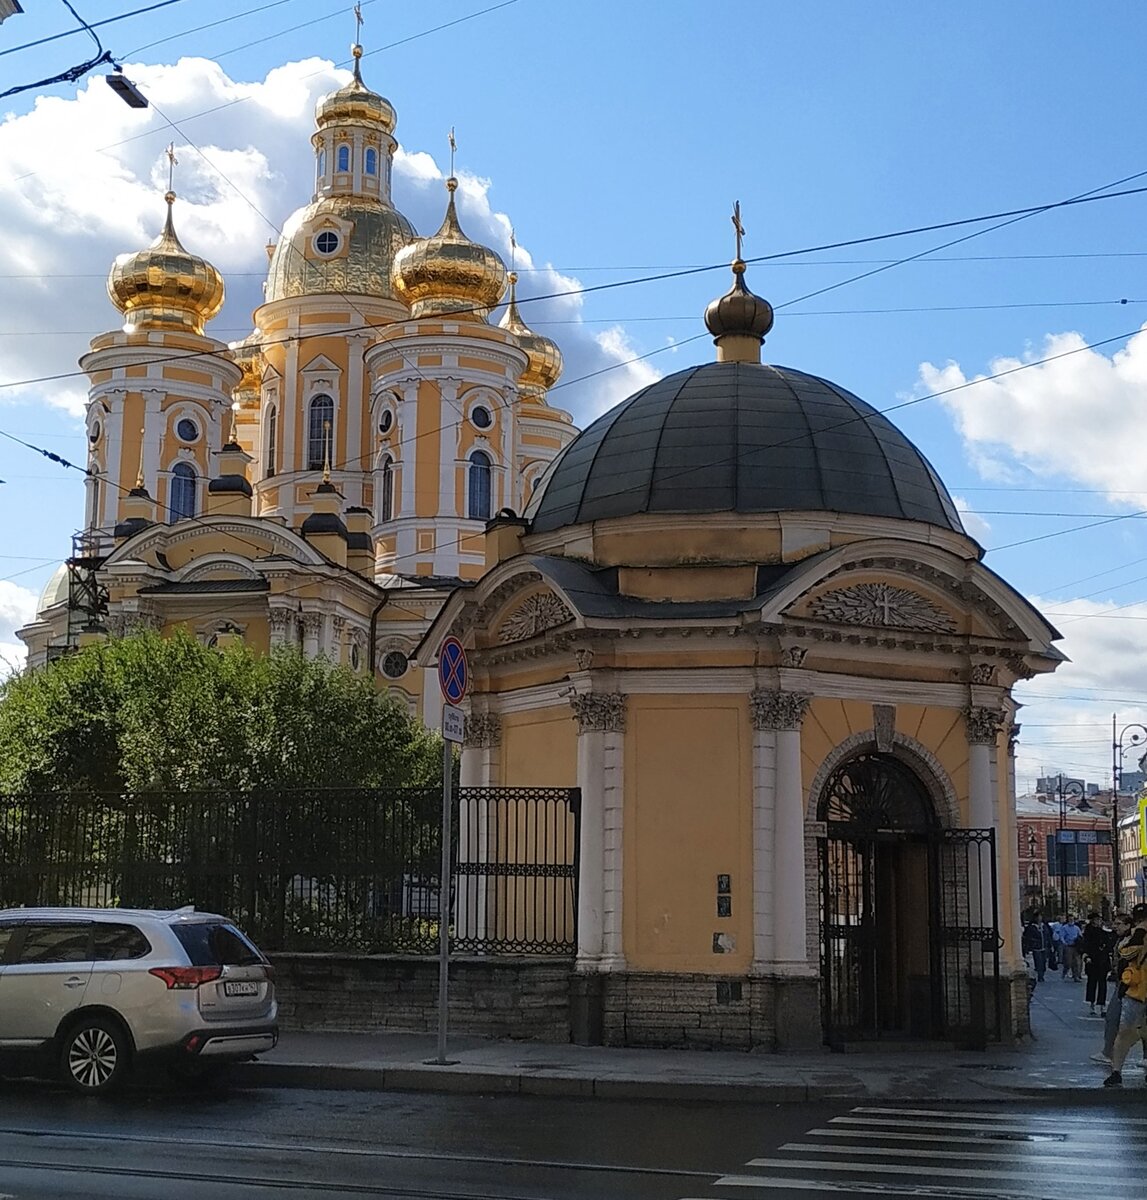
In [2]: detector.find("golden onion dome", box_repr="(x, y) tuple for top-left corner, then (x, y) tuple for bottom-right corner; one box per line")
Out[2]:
(264, 195), (415, 304)
(704, 259), (774, 345)
(390, 177), (507, 321)
(229, 329), (263, 393)
(316, 46), (396, 134)
(499, 272), (562, 394)
(107, 192), (224, 335)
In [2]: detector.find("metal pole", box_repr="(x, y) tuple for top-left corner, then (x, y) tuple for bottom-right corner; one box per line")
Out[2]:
(1059, 780), (1068, 921)
(1113, 713), (1122, 906)
(435, 737), (453, 1065)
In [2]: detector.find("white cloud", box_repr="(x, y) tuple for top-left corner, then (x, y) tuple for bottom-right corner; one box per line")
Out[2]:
(0, 581), (39, 676)
(918, 326), (1147, 506)
(0, 56), (659, 427)
(1013, 596), (1147, 789)
(951, 494), (991, 543)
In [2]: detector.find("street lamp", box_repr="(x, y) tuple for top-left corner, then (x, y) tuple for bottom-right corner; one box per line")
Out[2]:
(1057, 776), (1088, 920)
(1113, 718), (1147, 906)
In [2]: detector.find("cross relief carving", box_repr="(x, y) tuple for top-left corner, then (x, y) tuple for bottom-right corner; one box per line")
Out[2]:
(808, 581), (956, 633)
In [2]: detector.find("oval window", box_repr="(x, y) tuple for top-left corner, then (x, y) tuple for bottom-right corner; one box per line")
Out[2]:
(176, 418), (198, 442)
(89, 422), (101, 443)
(470, 405), (492, 430)
(381, 650), (408, 679)
(315, 231), (339, 255)
(378, 410), (394, 435)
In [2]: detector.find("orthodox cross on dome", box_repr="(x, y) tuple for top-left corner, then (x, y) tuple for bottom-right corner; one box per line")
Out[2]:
(351, 2), (364, 81)
(165, 142), (178, 198)
(509, 226), (516, 272)
(322, 419), (332, 483)
(731, 200), (745, 264)
(448, 126), (457, 177)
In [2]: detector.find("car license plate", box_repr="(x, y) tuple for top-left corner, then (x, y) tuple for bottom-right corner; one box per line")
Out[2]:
(224, 981), (259, 997)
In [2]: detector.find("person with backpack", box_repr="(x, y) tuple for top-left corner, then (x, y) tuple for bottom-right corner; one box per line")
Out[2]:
(1081, 912), (1113, 1016)
(1102, 903), (1147, 1088)
(1022, 914), (1053, 983)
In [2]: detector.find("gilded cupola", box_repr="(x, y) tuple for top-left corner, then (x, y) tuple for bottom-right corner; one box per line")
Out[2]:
(499, 272), (563, 397)
(315, 45), (396, 135)
(107, 191), (225, 335)
(703, 202), (773, 364)
(391, 177), (507, 320)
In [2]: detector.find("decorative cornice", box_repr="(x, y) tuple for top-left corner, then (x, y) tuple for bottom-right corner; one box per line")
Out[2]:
(463, 712), (502, 749)
(750, 689), (811, 731)
(569, 692), (627, 734)
(965, 705), (1006, 745)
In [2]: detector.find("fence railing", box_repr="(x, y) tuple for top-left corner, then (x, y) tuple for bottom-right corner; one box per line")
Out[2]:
(0, 788), (580, 957)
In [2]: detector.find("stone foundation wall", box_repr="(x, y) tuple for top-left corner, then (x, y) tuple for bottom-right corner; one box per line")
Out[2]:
(270, 954), (572, 1042)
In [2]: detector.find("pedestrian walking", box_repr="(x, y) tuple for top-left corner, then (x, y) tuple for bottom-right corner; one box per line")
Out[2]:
(1081, 913), (1112, 1015)
(1059, 916), (1083, 981)
(1102, 903), (1147, 1088)
(1092, 913), (1143, 1065)
(1022, 915), (1052, 983)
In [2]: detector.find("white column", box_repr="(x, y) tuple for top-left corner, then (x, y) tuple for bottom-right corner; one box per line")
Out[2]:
(570, 692), (626, 971)
(750, 690), (813, 973)
(750, 724), (777, 969)
(966, 705), (1006, 947)
(458, 711), (500, 946)
(300, 611), (321, 659)
(268, 605), (293, 649)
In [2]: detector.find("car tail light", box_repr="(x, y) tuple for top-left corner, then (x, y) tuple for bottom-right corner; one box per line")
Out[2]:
(148, 966), (223, 989)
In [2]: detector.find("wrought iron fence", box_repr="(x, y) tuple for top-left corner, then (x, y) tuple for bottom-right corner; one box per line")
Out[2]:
(0, 788), (580, 956)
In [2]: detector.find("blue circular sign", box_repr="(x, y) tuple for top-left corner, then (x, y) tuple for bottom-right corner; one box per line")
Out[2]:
(438, 636), (468, 704)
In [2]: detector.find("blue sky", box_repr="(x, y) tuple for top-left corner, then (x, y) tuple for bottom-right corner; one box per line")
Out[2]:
(4, 1), (1147, 790)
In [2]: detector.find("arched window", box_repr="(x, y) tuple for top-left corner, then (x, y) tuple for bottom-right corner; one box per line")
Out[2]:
(379, 454), (394, 523)
(170, 462), (197, 522)
(467, 451), (492, 521)
(364, 147), (378, 176)
(336, 144), (350, 172)
(307, 394), (334, 471)
(265, 405), (277, 479)
(88, 468), (101, 528)
(316, 149), (326, 181)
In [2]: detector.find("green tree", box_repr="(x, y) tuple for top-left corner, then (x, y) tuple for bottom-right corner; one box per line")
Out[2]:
(0, 629), (442, 793)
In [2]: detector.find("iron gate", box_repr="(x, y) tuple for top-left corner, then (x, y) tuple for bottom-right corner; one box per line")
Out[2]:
(819, 826), (1000, 1046)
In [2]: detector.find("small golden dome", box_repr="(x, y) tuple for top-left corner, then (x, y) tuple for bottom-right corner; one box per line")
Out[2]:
(390, 178), (507, 321)
(107, 192), (224, 335)
(316, 46), (396, 134)
(499, 272), (562, 394)
(704, 259), (774, 346)
(229, 329), (263, 392)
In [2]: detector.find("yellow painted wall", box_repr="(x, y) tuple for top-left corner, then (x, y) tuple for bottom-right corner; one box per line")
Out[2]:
(624, 694), (751, 972)
(500, 707), (577, 787)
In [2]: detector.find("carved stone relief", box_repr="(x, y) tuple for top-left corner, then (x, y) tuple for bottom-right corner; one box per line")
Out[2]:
(569, 692), (627, 734)
(873, 704), (896, 753)
(965, 705), (1005, 745)
(495, 591), (573, 644)
(464, 712), (502, 749)
(808, 582), (956, 633)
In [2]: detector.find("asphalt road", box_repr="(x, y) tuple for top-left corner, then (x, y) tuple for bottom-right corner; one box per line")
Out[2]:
(0, 1080), (1141, 1198)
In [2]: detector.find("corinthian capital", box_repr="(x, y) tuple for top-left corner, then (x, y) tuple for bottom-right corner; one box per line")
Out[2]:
(965, 705), (1005, 745)
(750, 689), (811, 731)
(569, 692), (626, 734)
(464, 712), (502, 749)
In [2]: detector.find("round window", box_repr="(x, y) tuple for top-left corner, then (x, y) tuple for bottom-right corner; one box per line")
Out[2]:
(471, 405), (492, 430)
(315, 231), (340, 255)
(378, 410), (394, 435)
(381, 650), (408, 679)
(176, 418), (198, 442)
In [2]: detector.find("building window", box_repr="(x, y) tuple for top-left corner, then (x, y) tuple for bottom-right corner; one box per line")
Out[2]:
(470, 404), (492, 430)
(381, 649), (408, 679)
(1047, 835), (1089, 877)
(467, 451), (492, 521)
(378, 409), (394, 434)
(364, 147), (377, 176)
(316, 149), (326, 181)
(336, 144), (350, 172)
(308, 395), (334, 471)
(265, 405), (277, 479)
(314, 230), (339, 255)
(379, 454), (394, 523)
(170, 462), (197, 521)
(176, 418), (198, 442)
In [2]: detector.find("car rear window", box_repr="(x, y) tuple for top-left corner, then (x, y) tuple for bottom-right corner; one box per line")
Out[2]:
(172, 922), (264, 967)
(14, 922), (92, 964)
(93, 923), (151, 961)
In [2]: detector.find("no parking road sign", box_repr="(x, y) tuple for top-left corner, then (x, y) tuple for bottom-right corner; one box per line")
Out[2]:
(437, 635), (468, 705)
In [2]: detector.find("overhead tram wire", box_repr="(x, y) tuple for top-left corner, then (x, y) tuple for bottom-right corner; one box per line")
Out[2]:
(121, 0), (309, 57)
(0, 0), (188, 58)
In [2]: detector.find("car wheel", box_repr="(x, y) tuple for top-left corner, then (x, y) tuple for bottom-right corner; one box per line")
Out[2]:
(60, 1016), (129, 1094)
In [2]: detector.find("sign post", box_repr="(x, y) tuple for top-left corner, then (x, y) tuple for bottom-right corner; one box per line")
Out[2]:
(432, 636), (468, 1066)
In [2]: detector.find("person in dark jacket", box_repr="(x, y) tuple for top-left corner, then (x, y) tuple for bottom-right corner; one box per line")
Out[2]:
(1022, 915), (1053, 982)
(1081, 912), (1113, 1015)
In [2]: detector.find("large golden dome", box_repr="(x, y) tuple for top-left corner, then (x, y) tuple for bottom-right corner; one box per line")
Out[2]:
(315, 47), (396, 134)
(264, 195), (415, 304)
(391, 178), (507, 321)
(499, 271), (562, 394)
(107, 192), (224, 335)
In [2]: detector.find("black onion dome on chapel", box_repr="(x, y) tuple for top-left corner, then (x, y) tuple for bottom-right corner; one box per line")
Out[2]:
(525, 362), (964, 535)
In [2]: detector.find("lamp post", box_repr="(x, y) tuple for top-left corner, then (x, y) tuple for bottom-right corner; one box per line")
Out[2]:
(1113, 718), (1147, 908)
(1057, 776), (1088, 920)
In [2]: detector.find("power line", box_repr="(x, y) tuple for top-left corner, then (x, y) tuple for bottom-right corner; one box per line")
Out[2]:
(0, 0), (189, 58)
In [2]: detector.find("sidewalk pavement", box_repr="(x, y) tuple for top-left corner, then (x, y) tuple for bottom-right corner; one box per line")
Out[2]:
(237, 973), (1139, 1103)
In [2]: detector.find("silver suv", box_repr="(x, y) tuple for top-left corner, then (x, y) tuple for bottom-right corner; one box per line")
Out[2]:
(0, 906), (278, 1093)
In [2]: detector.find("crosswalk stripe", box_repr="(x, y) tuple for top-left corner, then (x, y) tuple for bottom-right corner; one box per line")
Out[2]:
(705, 1177), (1100, 1198)
(807, 1126), (1140, 1147)
(828, 1114), (1130, 1136)
(734, 1158), (1143, 1187)
(851, 1104), (1147, 1127)
(781, 1140), (1128, 1166)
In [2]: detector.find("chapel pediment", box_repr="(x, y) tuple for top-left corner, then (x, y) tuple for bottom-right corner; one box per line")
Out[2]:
(492, 588), (574, 645)
(802, 580), (958, 634)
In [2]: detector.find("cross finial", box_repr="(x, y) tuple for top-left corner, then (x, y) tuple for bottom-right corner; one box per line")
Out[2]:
(165, 142), (178, 194)
(509, 226), (516, 272)
(354, 1), (363, 37)
(731, 200), (745, 264)
(322, 419), (332, 483)
(350, 2), (364, 80)
(448, 127), (456, 177)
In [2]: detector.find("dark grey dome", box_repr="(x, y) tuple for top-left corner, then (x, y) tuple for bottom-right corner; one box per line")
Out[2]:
(526, 362), (964, 535)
